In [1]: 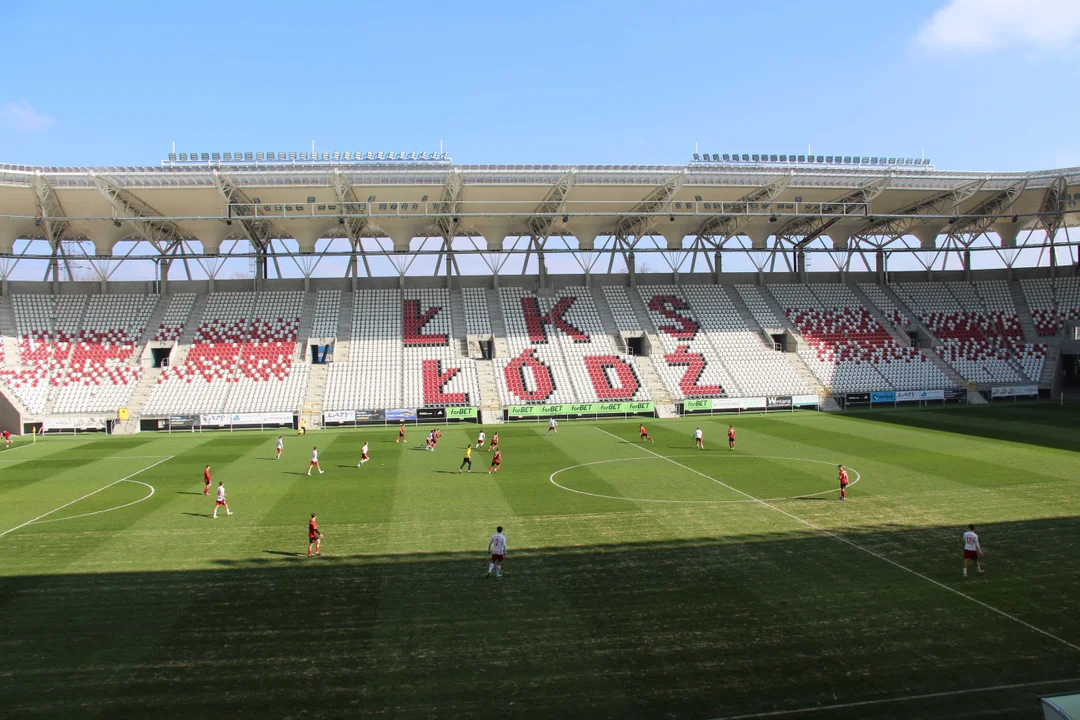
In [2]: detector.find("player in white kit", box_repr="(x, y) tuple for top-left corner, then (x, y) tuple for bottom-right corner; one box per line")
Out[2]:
(213, 481), (231, 518)
(486, 526), (507, 578)
(547, 418), (558, 436)
(475, 431), (486, 449)
(357, 441), (370, 467)
(963, 524), (984, 576)
(308, 446), (324, 475)
(694, 427), (704, 449)
(276, 436), (283, 460)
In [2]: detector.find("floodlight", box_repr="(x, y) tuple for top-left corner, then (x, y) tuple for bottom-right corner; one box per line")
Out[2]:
(178, 153), (188, 161)
(289, 152), (297, 160)
(245, 152), (253, 161)
(675, 202), (682, 209)
(703, 203), (711, 210)
(420, 152), (428, 160)
(769, 215), (777, 223)
(252, 197), (260, 204)
(365, 152), (374, 160)
(223, 152), (232, 161)
(695, 195), (702, 202)
(333, 152), (340, 160)
(226, 220), (232, 226)
(871, 157), (879, 164)
(722, 154), (730, 161)
(343, 152), (351, 160)
(924, 158), (930, 165)
(751, 155), (759, 162)
(769, 155), (778, 162)
(211, 153), (220, 161)
(234, 151), (242, 160)
(693, 153), (700, 161)
(275, 205), (282, 212)
(299, 152), (307, 160)
(113, 219), (122, 227)
(888, 158), (896, 164)
(797, 155), (805, 162)
(368, 195), (376, 202)
(842, 156), (851, 163)
(814, 156), (823, 163)
(669, 215), (675, 222)
(1012, 215), (1018, 223)
(307, 196), (316, 203)
(711, 154), (719, 161)
(948, 218), (956, 224)
(321, 152), (329, 160)
(168, 153), (177, 161)
(256, 152), (265, 160)
(861, 157), (869, 163)
(421, 195), (428, 202)
(742, 154), (749, 161)
(339, 217), (345, 225)
(376, 152), (384, 160)
(562, 215), (568, 222)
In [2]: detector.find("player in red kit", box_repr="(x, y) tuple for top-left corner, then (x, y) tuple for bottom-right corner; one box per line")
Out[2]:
(203, 465), (212, 495)
(639, 424), (654, 443)
(489, 432), (499, 452)
(2, 429), (12, 449)
(488, 449), (502, 474)
(728, 425), (736, 450)
(396, 422), (406, 444)
(308, 513), (322, 557)
(838, 464), (849, 501)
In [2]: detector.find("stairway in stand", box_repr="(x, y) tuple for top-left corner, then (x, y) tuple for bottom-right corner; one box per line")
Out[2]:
(0, 295), (19, 367)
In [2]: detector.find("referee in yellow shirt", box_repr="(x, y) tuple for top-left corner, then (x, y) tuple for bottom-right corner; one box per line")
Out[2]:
(458, 445), (473, 473)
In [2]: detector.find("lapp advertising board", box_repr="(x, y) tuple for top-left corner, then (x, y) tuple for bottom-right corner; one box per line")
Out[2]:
(896, 389), (946, 402)
(385, 409), (418, 421)
(870, 392), (896, 403)
(323, 410), (356, 423)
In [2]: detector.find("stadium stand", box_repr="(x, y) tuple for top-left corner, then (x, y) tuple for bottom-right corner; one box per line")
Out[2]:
(401, 288), (479, 408)
(857, 283), (912, 333)
(1021, 276), (1080, 337)
(0, 294), (87, 413)
(143, 291), (308, 415)
(51, 295), (158, 413)
(461, 287), (492, 334)
(888, 281), (1044, 384)
(324, 290), (402, 411)
(153, 293), (197, 342)
(495, 287), (650, 404)
(679, 285), (815, 397)
(767, 283), (952, 392)
(311, 290), (340, 338)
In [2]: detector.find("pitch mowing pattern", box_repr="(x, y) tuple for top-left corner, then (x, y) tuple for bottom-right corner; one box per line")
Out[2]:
(1, 406), (1079, 719)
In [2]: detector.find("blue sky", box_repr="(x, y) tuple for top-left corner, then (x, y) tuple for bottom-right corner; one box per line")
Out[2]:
(1, 0), (1078, 172)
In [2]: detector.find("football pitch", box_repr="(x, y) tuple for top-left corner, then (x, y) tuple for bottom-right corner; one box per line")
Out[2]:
(2, 405), (1079, 719)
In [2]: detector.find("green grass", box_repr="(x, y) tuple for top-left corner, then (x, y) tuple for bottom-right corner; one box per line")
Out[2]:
(2, 405), (1080, 719)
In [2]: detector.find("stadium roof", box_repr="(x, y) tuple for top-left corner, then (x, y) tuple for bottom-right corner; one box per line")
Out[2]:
(0, 156), (1077, 280)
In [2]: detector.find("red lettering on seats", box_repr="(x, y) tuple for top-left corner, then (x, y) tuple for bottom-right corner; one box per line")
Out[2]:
(583, 355), (641, 400)
(521, 296), (588, 343)
(648, 295), (698, 339)
(663, 345), (724, 396)
(504, 349), (555, 402)
(422, 359), (468, 405)
(404, 299), (448, 346)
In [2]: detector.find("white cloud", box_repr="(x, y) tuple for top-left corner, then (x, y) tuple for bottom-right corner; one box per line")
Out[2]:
(0, 101), (55, 132)
(915, 0), (1080, 54)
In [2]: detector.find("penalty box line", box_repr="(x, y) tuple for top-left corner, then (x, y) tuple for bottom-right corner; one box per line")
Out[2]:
(591, 426), (1080, 654)
(0, 455), (174, 538)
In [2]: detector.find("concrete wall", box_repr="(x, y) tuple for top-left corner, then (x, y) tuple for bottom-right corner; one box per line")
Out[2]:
(0, 388), (23, 435)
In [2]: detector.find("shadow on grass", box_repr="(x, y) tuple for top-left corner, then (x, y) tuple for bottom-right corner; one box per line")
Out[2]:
(3, 518), (1080, 720)
(175, 492), (204, 496)
(181, 512), (211, 519)
(834, 402), (1080, 453)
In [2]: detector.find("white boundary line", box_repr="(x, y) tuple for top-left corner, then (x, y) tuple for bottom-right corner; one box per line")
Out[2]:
(592, 426), (1080, 653)
(0, 455), (173, 538)
(550, 455), (860, 504)
(30, 480), (156, 525)
(0, 455), (172, 464)
(709, 677), (1080, 720)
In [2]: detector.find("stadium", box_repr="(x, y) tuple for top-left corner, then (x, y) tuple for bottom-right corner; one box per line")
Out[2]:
(2, 149), (1080, 718)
